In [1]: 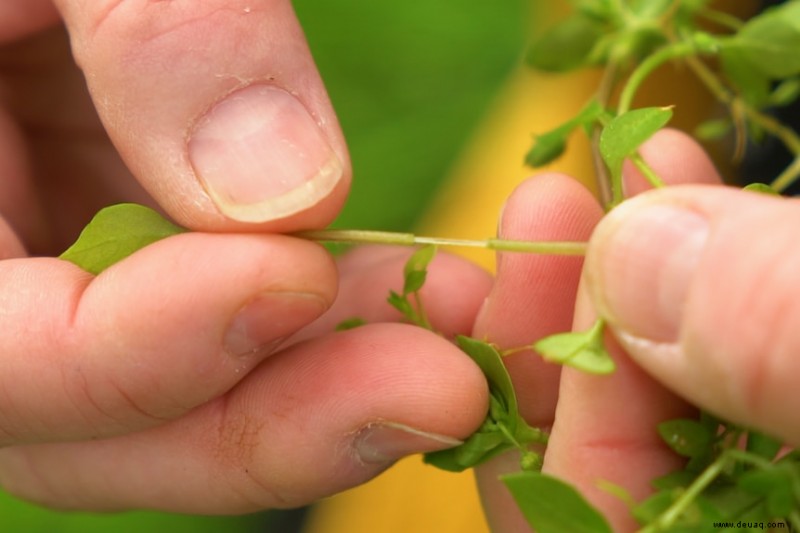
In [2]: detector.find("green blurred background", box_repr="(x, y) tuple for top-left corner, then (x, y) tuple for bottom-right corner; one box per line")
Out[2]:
(2, 1), (529, 531)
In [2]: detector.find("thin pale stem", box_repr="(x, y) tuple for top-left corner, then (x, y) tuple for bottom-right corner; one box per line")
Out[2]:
(696, 7), (744, 31)
(638, 452), (730, 533)
(685, 55), (800, 191)
(296, 229), (588, 256)
(618, 40), (696, 115)
(593, 62), (622, 207)
(630, 153), (666, 188)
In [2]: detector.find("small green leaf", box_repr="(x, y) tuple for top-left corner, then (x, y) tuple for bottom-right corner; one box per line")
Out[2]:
(720, 47), (771, 108)
(387, 245), (437, 328)
(424, 336), (546, 472)
(600, 107), (673, 187)
(657, 419), (714, 459)
(387, 290), (413, 317)
(534, 319), (615, 374)
(335, 317), (367, 331)
(525, 130), (569, 168)
(502, 472), (613, 533)
(456, 337), (516, 415)
(745, 431), (782, 461)
(694, 118), (732, 141)
(651, 469), (696, 490)
(59, 203), (186, 275)
(402, 245), (436, 294)
(724, 2), (800, 79)
(738, 467), (796, 517)
(629, 0), (672, 18)
(526, 14), (604, 73)
(526, 101), (605, 168)
(770, 78), (800, 107)
(743, 183), (779, 195)
(632, 490), (675, 525)
(572, 0), (615, 22)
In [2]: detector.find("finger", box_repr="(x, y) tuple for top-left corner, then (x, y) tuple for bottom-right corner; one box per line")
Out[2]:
(543, 300), (693, 532)
(586, 185), (800, 446)
(543, 129), (724, 531)
(472, 174), (603, 532)
(52, 0), (349, 230)
(295, 245), (494, 342)
(0, 0), (60, 44)
(0, 234), (335, 445)
(0, 323), (489, 513)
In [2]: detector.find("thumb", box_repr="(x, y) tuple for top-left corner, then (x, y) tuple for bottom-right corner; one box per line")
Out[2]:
(53, 0), (349, 231)
(585, 185), (800, 445)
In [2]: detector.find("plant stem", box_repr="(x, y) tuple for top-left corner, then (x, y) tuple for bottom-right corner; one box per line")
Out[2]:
(593, 62), (622, 207)
(684, 55), (800, 191)
(630, 153), (666, 188)
(696, 7), (744, 31)
(618, 40), (696, 115)
(296, 229), (588, 256)
(638, 452), (731, 533)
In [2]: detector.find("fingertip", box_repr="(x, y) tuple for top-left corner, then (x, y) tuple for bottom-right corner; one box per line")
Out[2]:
(588, 185), (800, 444)
(55, 0), (349, 231)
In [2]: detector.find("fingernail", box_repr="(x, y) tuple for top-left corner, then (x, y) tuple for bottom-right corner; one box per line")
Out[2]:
(585, 202), (709, 342)
(189, 85), (342, 223)
(225, 292), (328, 357)
(353, 422), (462, 464)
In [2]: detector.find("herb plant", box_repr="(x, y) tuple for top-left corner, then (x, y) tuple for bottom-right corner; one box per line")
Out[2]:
(58, 1), (800, 531)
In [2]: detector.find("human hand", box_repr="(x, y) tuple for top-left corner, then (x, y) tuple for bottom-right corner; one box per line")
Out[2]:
(473, 129), (755, 531)
(0, 0), (492, 513)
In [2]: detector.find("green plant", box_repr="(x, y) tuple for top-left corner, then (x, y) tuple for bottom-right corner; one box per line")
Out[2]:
(58, 1), (800, 531)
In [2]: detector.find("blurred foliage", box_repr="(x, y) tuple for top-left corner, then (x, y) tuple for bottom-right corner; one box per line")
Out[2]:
(294, 0), (529, 230)
(2, 1), (528, 532)
(0, 490), (265, 533)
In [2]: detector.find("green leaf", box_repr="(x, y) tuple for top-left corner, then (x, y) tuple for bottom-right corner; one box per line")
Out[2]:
(738, 466), (796, 517)
(651, 469), (696, 490)
(526, 101), (605, 168)
(600, 106), (673, 187)
(629, 0), (672, 18)
(571, 0), (615, 22)
(770, 78), (800, 107)
(424, 336), (546, 472)
(694, 118), (732, 141)
(657, 419), (714, 459)
(456, 336), (517, 415)
(534, 319), (615, 374)
(746, 431), (783, 460)
(402, 245), (436, 294)
(725, 2), (800, 79)
(632, 490), (675, 525)
(525, 130), (569, 168)
(502, 472), (613, 533)
(743, 183), (779, 196)
(59, 203), (185, 275)
(526, 14), (604, 73)
(720, 47), (771, 108)
(335, 317), (368, 331)
(387, 290), (413, 317)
